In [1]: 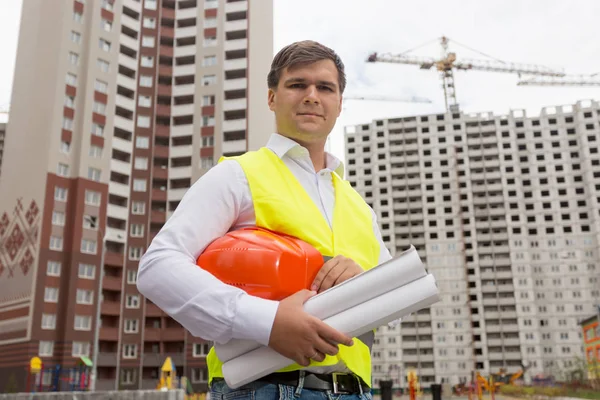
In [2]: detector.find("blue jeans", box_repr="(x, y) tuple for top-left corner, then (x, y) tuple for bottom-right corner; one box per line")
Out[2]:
(210, 379), (373, 400)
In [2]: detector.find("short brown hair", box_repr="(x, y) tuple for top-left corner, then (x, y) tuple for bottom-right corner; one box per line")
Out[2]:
(267, 40), (346, 94)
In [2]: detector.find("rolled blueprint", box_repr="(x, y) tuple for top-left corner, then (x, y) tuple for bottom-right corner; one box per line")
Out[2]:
(215, 245), (426, 362)
(222, 274), (440, 389)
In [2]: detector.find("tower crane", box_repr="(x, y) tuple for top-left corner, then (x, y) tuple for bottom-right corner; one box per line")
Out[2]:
(517, 73), (600, 87)
(343, 94), (432, 104)
(366, 36), (566, 113)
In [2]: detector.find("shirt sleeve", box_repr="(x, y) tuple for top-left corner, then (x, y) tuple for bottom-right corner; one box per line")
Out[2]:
(136, 160), (280, 346)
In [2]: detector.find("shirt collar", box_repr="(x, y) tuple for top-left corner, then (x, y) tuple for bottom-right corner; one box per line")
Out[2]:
(265, 133), (345, 178)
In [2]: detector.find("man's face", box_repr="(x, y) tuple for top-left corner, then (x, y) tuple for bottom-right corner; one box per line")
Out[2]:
(268, 59), (343, 145)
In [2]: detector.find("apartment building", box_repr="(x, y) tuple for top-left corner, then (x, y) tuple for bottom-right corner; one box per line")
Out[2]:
(0, 0), (273, 392)
(344, 99), (600, 388)
(0, 122), (5, 177)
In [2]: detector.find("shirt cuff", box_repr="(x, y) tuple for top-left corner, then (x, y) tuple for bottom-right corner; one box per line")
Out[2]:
(232, 293), (280, 346)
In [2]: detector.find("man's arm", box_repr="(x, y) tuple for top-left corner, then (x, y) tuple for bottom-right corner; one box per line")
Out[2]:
(136, 160), (279, 346)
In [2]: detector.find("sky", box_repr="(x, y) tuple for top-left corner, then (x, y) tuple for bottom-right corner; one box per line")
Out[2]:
(1, 0), (599, 161)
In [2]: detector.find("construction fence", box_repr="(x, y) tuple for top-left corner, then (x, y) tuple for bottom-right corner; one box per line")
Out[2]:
(0, 389), (186, 400)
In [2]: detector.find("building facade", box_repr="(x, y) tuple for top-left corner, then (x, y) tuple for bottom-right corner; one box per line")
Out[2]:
(0, 122), (5, 178)
(580, 314), (600, 380)
(0, 0), (273, 392)
(344, 99), (600, 388)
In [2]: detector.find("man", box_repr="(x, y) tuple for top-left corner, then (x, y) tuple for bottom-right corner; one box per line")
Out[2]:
(137, 40), (391, 400)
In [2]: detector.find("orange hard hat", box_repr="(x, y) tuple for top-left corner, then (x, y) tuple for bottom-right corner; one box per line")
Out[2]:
(197, 227), (327, 301)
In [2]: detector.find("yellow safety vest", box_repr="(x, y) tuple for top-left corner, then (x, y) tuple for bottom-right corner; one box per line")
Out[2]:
(206, 147), (381, 387)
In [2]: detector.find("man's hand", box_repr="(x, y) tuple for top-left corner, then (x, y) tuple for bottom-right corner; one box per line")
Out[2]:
(311, 255), (363, 293)
(268, 289), (354, 366)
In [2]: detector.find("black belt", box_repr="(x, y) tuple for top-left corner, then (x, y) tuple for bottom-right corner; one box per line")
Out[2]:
(214, 371), (370, 394)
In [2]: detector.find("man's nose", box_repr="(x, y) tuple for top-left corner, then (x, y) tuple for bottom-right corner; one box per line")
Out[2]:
(303, 86), (319, 104)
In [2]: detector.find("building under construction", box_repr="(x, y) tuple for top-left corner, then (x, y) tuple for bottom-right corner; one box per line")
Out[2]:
(344, 99), (600, 387)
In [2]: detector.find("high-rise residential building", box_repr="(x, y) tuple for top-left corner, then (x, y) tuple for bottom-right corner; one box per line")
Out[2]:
(344, 99), (600, 388)
(0, 122), (5, 177)
(0, 0), (273, 392)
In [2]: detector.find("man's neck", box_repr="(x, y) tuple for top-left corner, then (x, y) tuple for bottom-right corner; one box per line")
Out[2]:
(288, 136), (327, 172)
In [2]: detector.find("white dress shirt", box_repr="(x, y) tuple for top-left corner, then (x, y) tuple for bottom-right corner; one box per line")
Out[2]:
(137, 133), (392, 351)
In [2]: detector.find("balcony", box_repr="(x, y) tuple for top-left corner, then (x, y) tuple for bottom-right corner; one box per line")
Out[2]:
(222, 119), (246, 132)
(157, 84), (172, 96)
(97, 353), (118, 367)
(169, 166), (192, 180)
(109, 181), (130, 199)
(153, 166), (168, 180)
(224, 38), (247, 51)
(103, 275), (122, 291)
(104, 251), (124, 267)
(152, 188), (168, 202)
(107, 204), (128, 221)
(144, 327), (161, 341)
(101, 301), (121, 316)
(168, 188), (189, 201)
(225, 19), (247, 32)
(162, 328), (185, 341)
(225, 0), (247, 13)
(99, 327), (119, 341)
(175, 26), (197, 39)
(151, 210), (166, 224)
(223, 98), (247, 112)
(145, 303), (163, 317)
(224, 58), (247, 71)
(224, 78), (247, 91)
(154, 145), (169, 158)
(222, 139), (246, 154)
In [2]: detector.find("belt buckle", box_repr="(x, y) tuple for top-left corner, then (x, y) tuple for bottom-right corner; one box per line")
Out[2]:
(332, 373), (349, 394)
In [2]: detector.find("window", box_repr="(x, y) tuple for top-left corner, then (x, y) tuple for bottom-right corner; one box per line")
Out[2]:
(136, 136), (149, 148)
(132, 201), (145, 215)
(68, 52), (79, 66)
(52, 211), (65, 226)
(73, 11), (83, 23)
(194, 343), (211, 357)
(202, 136), (214, 147)
(204, 17), (217, 28)
(191, 368), (208, 383)
(139, 75), (153, 87)
(142, 36), (155, 47)
(202, 75), (217, 85)
(144, 0), (157, 10)
(201, 157), (214, 169)
(100, 18), (112, 32)
(85, 190), (101, 206)
(44, 287), (59, 303)
(130, 224), (144, 237)
(64, 95), (75, 108)
(62, 117), (73, 130)
(204, 36), (217, 47)
(143, 17), (156, 29)
(138, 95), (151, 107)
(126, 295), (140, 308)
(72, 342), (90, 357)
(141, 56), (154, 68)
(42, 314), (56, 330)
(93, 101), (106, 115)
(76, 289), (94, 305)
(92, 123), (104, 136)
(121, 369), (136, 385)
(66, 73), (77, 86)
(133, 179), (147, 192)
(95, 80), (108, 93)
(49, 236), (63, 251)
(99, 38), (111, 52)
(124, 319), (139, 333)
(39, 341), (54, 357)
(129, 246), (143, 260)
(127, 270), (137, 284)
(89, 145), (102, 158)
(97, 59), (110, 73)
(134, 157), (148, 170)
(57, 163), (69, 176)
(81, 239), (97, 254)
(88, 167), (101, 181)
(101, 0), (113, 11)
(47, 261), (61, 276)
(70, 31), (81, 44)
(54, 187), (68, 201)
(74, 315), (92, 331)
(202, 95), (215, 106)
(203, 55), (217, 66)
(83, 215), (97, 230)
(78, 263), (95, 279)
(137, 115), (151, 128)
(202, 115), (215, 127)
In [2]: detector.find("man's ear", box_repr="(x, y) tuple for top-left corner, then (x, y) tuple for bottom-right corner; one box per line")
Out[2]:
(337, 94), (343, 117)
(268, 88), (276, 112)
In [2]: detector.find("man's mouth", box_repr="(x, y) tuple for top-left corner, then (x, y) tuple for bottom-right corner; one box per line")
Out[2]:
(297, 112), (323, 118)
